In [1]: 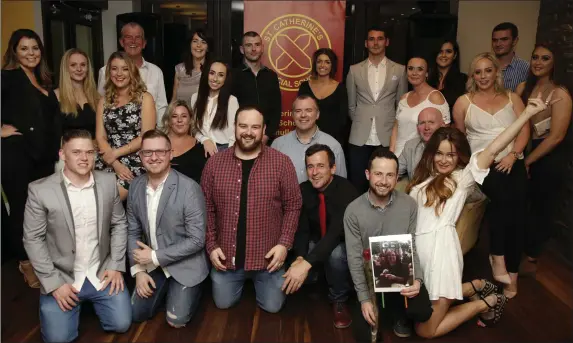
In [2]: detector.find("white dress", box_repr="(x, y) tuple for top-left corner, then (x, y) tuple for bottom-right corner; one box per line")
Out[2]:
(394, 90), (450, 157)
(410, 151), (489, 300)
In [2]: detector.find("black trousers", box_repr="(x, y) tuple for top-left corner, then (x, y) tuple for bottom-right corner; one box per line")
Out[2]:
(351, 285), (433, 343)
(525, 142), (570, 258)
(481, 159), (528, 273)
(348, 144), (387, 193)
(1, 141), (54, 261)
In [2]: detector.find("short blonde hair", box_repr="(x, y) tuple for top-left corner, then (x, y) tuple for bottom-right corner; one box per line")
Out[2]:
(466, 52), (506, 95)
(161, 100), (196, 136)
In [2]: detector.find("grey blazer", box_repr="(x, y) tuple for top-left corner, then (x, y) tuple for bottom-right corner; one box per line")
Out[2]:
(346, 58), (407, 147)
(23, 171), (128, 295)
(126, 169), (209, 287)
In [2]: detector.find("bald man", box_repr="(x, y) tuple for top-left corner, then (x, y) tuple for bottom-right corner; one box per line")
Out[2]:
(398, 107), (445, 179)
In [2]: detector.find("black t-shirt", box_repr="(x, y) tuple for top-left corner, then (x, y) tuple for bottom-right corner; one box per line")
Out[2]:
(234, 158), (256, 269)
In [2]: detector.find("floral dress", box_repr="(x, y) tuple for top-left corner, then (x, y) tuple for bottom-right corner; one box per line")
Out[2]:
(95, 100), (144, 188)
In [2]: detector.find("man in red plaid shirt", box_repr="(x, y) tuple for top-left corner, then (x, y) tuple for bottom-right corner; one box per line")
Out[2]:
(201, 105), (302, 313)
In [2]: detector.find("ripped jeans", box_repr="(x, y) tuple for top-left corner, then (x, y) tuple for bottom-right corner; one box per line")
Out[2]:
(131, 269), (202, 327)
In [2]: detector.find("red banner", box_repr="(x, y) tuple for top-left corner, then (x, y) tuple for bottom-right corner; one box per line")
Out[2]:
(244, 0), (346, 136)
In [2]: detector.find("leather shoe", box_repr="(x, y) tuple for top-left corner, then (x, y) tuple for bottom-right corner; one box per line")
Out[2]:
(333, 302), (352, 329)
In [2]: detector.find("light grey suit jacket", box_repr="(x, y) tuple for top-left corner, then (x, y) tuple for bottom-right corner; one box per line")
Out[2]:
(126, 169), (209, 287)
(347, 58), (407, 146)
(23, 171), (128, 295)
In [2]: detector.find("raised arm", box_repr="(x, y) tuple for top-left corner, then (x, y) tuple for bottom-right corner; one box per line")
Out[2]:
(476, 92), (558, 170)
(526, 88), (572, 166)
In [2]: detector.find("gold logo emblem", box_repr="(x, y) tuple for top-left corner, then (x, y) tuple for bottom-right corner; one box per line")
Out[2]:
(261, 14), (331, 91)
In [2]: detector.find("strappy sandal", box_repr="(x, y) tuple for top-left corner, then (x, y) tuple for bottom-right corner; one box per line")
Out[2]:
(477, 293), (508, 327)
(468, 279), (498, 302)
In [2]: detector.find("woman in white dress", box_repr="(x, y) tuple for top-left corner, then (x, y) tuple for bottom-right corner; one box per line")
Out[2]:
(405, 92), (558, 338)
(390, 57), (450, 156)
(190, 59), (238, 157)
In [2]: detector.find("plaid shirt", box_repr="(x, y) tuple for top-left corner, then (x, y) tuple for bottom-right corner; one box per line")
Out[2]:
(201, 145), (302, 271)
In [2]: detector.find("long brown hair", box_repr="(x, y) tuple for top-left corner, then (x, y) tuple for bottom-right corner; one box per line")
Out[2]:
(2, 29), (52, 87)
(406, 127), (471, 215)
(103, 51), (146, 108)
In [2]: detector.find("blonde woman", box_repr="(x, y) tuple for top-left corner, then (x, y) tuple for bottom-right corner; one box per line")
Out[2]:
(453, 52), (528, 298)
(95, 51), (156, 200)
(55, 48), (99, 136)
(162, 100), (207, 183)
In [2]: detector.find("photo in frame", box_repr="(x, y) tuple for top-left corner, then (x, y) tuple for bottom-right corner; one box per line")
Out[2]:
(369, 234), (414, 293)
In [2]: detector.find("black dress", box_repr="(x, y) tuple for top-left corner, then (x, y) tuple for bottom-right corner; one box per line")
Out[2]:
(60, 103), (96, 136)
(298, 81), (348, 144)
(428, 71), (467, 124)
(171, 143), (208, 184)
(1, 68), (60, 260)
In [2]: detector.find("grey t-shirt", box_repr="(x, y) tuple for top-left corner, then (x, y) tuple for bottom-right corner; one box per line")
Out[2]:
(344, 190), (420, 303)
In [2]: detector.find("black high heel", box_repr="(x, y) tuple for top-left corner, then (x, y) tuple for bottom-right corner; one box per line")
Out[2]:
(468, 279), (498, 301)
(478, 293), (508, 327)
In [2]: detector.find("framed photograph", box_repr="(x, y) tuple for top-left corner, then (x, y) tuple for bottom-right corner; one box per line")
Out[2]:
(369, 234), (414, 293)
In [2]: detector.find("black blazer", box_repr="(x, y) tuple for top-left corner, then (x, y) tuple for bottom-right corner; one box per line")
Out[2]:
(294, 175), (359, 266)
(1, 68), (60, 162)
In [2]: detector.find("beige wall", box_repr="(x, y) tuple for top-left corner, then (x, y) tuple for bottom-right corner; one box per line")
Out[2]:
(457, 0), (540, 74)
(1, 1), (43, 55)
(102, 1), (133, 62)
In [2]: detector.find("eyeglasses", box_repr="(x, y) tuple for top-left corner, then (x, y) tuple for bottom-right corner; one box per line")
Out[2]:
(139, 149), (171, 157)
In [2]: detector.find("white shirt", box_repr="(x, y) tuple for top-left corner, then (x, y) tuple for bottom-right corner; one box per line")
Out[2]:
(130, 174), (171, 278)
(190, 93), (238, 146)
(365, 57), (387, 146)
(63, 172), (101, 291)
(98, 58), (168, 127)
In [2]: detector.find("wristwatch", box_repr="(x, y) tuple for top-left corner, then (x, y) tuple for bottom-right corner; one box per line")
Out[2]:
(415, 278), (424, 286)
(510, 151), (524, 160)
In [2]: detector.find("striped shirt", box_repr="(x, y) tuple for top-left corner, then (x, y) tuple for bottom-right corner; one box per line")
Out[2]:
(502, 54), (529, 92)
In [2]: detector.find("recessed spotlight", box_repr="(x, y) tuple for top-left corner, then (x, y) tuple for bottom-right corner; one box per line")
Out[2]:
(401, 13), (404, 16)
(412, 7), (416, 10)
(391, 18), (394, 20)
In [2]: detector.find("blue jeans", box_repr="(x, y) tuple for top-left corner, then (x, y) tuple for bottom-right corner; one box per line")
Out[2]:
(308, 242), (352, 303)
(131, 269), (202, 327)
(216, 143), (229, 151)
(39, 279), (131, 343)
(210, 267), (286, 313)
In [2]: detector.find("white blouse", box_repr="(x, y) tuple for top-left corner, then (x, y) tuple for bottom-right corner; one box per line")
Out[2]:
(190, 93), (239, 146)
(394, 90), (450, 157)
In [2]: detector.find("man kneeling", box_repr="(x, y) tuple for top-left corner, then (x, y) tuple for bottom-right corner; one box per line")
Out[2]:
(128, 130), (208, 327)
(23, 130), (131, 342)
(282, 144), (358, 328)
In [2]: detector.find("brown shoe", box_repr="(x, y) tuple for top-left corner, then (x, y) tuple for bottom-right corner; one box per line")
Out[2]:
(19, 260), (40, 289)
(333, 302), (352, 329)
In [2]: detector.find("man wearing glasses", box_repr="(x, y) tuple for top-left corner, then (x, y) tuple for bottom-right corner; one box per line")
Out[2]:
(127, 129), (208, 328)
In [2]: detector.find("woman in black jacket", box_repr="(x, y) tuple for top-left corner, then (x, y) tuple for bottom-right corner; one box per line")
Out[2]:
(1, 29), (60, 288)
(428, 39), (467, 124)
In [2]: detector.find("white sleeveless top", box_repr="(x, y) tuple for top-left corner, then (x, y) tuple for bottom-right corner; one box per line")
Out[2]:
(394, 90), (450, 156)
(464, 94), (517, 162)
